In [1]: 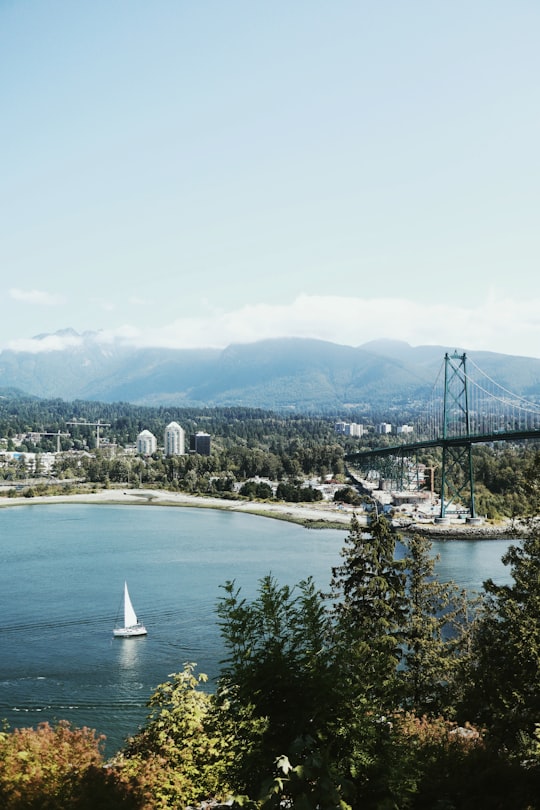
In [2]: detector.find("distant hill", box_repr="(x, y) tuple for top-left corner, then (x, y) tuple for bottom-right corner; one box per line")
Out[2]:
(0, 331), (539, 410)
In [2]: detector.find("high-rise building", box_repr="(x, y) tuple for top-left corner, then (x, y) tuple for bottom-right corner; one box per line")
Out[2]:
(164, 421), (185, 456)
(136, 429), (157, 455)
(190, 431), (211, 456)
(334, 421), (364, 437)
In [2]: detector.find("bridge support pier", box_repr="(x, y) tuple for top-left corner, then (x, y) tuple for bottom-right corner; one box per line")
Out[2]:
(440, 353), (477, 521)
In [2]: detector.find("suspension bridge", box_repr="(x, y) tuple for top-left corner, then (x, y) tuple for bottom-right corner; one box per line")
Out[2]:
(345, 352), (540, 523)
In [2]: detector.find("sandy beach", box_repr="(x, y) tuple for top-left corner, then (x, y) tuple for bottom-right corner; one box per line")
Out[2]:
(0, 487), (518, 536)
(0, 487), (358, 526)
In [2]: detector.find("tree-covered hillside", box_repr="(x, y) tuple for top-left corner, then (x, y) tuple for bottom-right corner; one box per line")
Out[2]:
(1, 335), (540, 408)
(0, 395), (539, 521)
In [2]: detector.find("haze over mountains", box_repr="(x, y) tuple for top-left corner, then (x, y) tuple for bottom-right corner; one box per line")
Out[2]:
(1, 330), (539, 411)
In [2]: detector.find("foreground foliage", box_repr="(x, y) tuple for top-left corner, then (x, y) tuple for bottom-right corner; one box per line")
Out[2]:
(460, 531), (540, 746)
(0, 721), (143, 809)
(117, 666), (232, 809)
(4, 516), (540, 807)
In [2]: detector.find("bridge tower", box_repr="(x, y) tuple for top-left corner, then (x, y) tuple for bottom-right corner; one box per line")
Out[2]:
(439, 352), (477, 520)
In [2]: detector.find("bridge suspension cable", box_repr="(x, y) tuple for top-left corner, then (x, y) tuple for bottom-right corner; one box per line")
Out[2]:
(464, 356), (540, 434)
(422, 353), (540, 440)
(346, 351), (540, 524)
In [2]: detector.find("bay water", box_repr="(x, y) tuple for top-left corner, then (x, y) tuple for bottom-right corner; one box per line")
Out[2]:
(0, 504), (513, 754)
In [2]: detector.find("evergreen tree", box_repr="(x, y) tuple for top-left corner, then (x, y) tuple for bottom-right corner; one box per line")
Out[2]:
(514, 448), (540, 524)
(461, 529), (540, 747)
(215, 576), (338, 798)
(400, 532), (473, 717)
(331, 514), (407, 712)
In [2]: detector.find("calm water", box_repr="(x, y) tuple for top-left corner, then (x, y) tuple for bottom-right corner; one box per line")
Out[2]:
(0, 504), (513, 754)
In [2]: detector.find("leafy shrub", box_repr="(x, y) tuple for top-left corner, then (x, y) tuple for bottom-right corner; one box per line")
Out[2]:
(0, 720), (142, 809)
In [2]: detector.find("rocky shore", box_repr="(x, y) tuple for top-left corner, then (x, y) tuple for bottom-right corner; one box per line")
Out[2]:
(398, 519), (521, 540)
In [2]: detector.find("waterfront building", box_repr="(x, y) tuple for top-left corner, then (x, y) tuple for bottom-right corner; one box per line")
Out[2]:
(164, 421), (185, 456)
(0, 451), (56, 474)
(136, 429), (157, 455)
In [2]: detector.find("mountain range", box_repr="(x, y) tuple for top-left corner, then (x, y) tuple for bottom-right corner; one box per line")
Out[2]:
(1, 330), (539, 411)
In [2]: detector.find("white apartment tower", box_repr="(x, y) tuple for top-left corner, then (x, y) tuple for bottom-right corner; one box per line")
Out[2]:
(136, 429), (157, 455)
(397, 424), (414, 435)
(164, 421), (185, 456)
(377, 422), (392, 434)
(335, 421), (364, 438)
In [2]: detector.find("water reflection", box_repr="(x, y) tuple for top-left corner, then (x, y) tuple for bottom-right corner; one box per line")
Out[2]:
(116, 637), (146, 670)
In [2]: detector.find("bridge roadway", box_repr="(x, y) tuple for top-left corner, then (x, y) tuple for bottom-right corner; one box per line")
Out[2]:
(345, 428), (540, 463)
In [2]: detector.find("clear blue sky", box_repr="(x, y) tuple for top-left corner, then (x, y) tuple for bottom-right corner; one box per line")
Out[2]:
(1, 1), (539, 357)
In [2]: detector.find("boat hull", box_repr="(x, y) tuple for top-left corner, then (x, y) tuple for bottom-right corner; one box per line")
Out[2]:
(113, 625), (147, 638)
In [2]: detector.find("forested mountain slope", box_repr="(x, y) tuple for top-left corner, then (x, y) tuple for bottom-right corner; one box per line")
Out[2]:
(1, 331), (539, 409)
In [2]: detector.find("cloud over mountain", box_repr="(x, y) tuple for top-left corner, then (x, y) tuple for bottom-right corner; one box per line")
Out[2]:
(4, 293), (540, 360)
(1, 330), (539, 410)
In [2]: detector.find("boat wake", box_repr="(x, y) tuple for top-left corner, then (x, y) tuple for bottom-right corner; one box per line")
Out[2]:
(0, 699), (148, 712)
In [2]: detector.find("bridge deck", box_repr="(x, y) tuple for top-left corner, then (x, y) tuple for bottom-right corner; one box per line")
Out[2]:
(345, 428), (540, 461)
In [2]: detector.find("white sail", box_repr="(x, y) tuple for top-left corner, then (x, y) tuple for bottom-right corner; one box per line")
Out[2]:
(113, 581), (147, 637)
(123, 582), (138, 628)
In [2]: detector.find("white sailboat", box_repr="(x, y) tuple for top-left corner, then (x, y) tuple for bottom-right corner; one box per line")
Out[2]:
(113, 581), (147, 637)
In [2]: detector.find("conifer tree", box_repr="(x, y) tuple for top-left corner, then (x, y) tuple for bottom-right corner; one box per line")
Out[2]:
(400, 532), (472, 717)
(215, 575), (338, 797)
(331, 514), (407, 711)
(461, 530), (540, 746)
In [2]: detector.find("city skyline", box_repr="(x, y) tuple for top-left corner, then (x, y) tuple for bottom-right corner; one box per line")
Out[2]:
(2, 2), (539, 359)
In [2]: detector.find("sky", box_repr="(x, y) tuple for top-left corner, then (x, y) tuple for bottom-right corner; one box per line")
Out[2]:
(1, 1), (540, 358)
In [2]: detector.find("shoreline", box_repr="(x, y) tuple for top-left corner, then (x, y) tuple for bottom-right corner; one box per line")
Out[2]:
(0, 487), (520, 537)
(0, 488), (355, 527)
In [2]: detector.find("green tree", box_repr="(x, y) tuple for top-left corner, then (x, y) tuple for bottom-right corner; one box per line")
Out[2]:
(120, 664), (231, 808)
(461, 529), (540, 747)
(331, 515), (407, 713)
(400, 533), (473, 717)
(239, 481), (273, 499)
(327, 516), (413, 806)
(215, 576), (340, 800)
(333, 487), (361, 505)
(515, 449), (540, 523)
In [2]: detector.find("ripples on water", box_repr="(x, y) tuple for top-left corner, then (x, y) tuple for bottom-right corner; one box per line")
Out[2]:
(0, 504), (513, 754)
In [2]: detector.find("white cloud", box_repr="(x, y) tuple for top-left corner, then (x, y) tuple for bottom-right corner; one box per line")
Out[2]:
(7, 333), (83, 353)
(112, 294), (540, 359)
(4, 294), (540, 359)
(9, 288), (65, 306)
